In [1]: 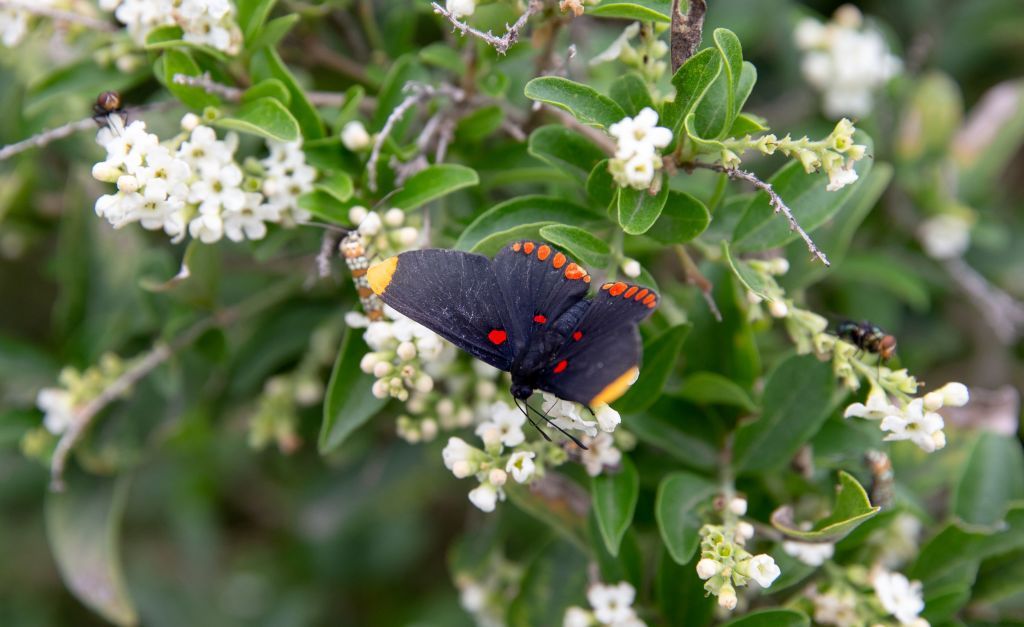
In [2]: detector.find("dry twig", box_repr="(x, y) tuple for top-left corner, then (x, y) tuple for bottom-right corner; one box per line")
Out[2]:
(430, 0), (543, 55)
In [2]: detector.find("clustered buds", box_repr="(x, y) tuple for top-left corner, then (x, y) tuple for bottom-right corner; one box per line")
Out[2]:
(608, 108), (673, 190)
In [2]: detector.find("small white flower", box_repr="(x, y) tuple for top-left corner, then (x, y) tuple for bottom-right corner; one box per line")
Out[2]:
(587, 582), (637, 625)
(621, 258), (641, 278)
(825, 162), (859, 191)
(590, 22), (640, 65)
(794, 18), (826, 49)
(880, 399), (946, 453)
(782, 540), (835, 566)
(468, 482), (499, 512)
(445, 0), (476, 18)
(396, 226), (420, 246)
(37, 388), (75, 435)
(918, 214), (971, 259)
(696, 558), (721, 580)
(506, 451), (536, 483)
(358, 211), (383, 236)
(348, 205), (369, 225)
(442, 436), (479, 478)
(746, 554), (781, 588)
(488, 468), (508, 487)
(735, 521), (755, 544)
(563, 606), (593, 627)
(844, 387), (898, 420)
(813, 588), (860, 627)
(938, 382), (969, 407)
(476, 401), (526, 448)
(594, 403), (621, 432)
(718, 582), (738, 610)
(580, 432), (622, 477)
(768, 300), (790, 318)
(188, 211), (224, 243)
(383, 207), (405, 227)
(729, 497), (748, 516)
(543, 393), (598, 436)
(873, 570), (926, 625)
(341, 120), (372, 151)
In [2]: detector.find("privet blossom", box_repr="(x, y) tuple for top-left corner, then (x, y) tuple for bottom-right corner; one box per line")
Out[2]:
(100, 0), (243, 54)
(794, 4), (901, 118)
(608, 107), (672, 190)
(564, 581), (646, 627)
(844, 382), (968, 453)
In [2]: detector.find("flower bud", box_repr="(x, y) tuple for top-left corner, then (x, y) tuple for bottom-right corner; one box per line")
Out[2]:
(397, 341), (417, 361)
(768, 300), (790, 318)
(116, 175), (139, 193)
(341, 120), (371, 151)
(180, 112), (201, 132)
(696, 558), (721, 580)
(415, 374), (434, 393)
(735, 521), (755, 544)
(621, 258), (641, 278)
(348, 205), (368, 225)
(384, 208), (405, 227)
(92, 162), (122, 183)
(923, 391), (944, 412)
(360, 353), (379, 373)
(939, 382), (969, 407)
(729, 497), (748, 515)
(489, 468), (508, 486)
(718, 583), (738, 610)
(768, 257), (790, 275)
(373, 361), (392, 378)
(451, 460), (474, 479)
(421, 418), (438, 441)
(397, 226), (419, 246)
(371, 379), (389, 399)
(358, 211), (382, 235)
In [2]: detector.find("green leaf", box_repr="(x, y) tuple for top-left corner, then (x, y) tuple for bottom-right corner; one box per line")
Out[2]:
(524, 76), (626, 129)
(456, 196), (604, 252)
(617, 175), (670, 235)
(46, 473), (137, 627)
(507, 540), (588, 627)
(418, 42), (466, 75)
(687, 30), (744, 142)
(729, 112), (769, 136)
(528, 125), (606, 179)
(682, 265), (760, 388)
(832, 254), (931, 312)
(242, 78), (291, 105)
(720, 609), (810, 627)
(588, 0), (671, 22)
(213, 97), (300, 142)
(319, 328), (388, 454)
(722, 241), (776, 302)
(315, 171), (355, 204)
(733, 354), (834, 474)
(953, 432), (1024, 526)
(616, 324), (690, 413)
(539, 224), (611, 268)
(506, 482), (588, 551)
(455, 105), (504, 142)
(297, 191), (349, 224)
(237, 0), (277, 40)
(591, 519), (643, 590)
(587, 159), (617, 211)
(388, 164), (478, 211)
(250, 47), (325, 140)
(909, 504), (1024, 585)
(656, 471), (717, 564)
(676, 372), (757, 412)
(662, 48), (722, 141)
(646, 191), (710, 243)
(592, 457), (639, 557)
(161, 49), (219, 109)
(247, 13), (300, 50)
(657, 552), (715, 626)
(609, 72), (654, 116)
(628, 398), (719, 472)
(732, 61), (758, 121)
(771, 471), (880, 543)
(731, 133), (874, 252)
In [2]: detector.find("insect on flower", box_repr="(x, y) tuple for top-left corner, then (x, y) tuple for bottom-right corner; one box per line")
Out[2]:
(836, 319), (897, 362)
(92, 90), (126, 126)
(366, 241), (658, 446)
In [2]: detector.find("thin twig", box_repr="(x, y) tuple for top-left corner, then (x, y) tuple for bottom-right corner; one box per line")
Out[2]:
(49, 280), (299, 491)
(675, 244), (722, 321)
(0, 101), (176, 162)
(0, 0), (117, 32)
(689, 162), (831, 266)
(430, 0), (543, 55)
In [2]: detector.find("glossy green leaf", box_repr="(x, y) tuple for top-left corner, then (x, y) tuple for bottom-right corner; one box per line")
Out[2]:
(592, 457), (639, 557)
(319, 328), (388, 454)
(729, 112), (769, 136)
(528, 125), (606, 178)
(456, 196), (603, 252)
(628, 399), (719, 472)
(506, 482), (588, 551)
(539, 224), (611, 268)
(455, 105), (504, 142)
(771, 471), (880, 542)
(609, 72), (654, 116)
(733, 354), (834, 474)
(242, 78), (291, 105)
(388, 164), (478, 211)
(213, 97), (300, 142)
(645, 191), (710, 243)
(682, 265), (760, 388)
(909, 504), (1024, 585)
(418, 42), (466, 75)
(657, 552), (715, 626)
(722, 240), (776, 302)
(953, 432), (1024, 525)
(161, 49), (219, 110)
(237, 0), (277, 40)
(720, 609), (810, 627)
(297, 191), (348, 225)
(731, 133), (874, 252)
(616, 324), (690, 413)
(250, 47), (325, 139)
(656, 471), (717, 564)
(247, 14), (300, 51)
(46, 473), (137, 627)
(590, 515), (643, 589)
(507, 540), (588, 627)
(524, 76), (626, 129)
(617, 175), (670, 235)
(676, 372), (757, 412)
(586, 159), (617, 211)
(588, 0), (671, 21)
(662, 48), (722, 139)
(315, 171), (355, 204)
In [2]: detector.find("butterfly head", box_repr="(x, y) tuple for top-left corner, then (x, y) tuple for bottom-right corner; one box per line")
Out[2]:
(510, 381), (534, 400)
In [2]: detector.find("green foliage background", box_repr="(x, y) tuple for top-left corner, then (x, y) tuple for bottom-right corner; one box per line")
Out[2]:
(1, 0), (1023, 625)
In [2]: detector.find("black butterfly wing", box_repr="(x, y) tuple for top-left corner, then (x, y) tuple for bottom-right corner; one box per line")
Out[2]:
(367, 249), (518, 371)
(491, 241), (592, 353)
(537, 281), (659, 407)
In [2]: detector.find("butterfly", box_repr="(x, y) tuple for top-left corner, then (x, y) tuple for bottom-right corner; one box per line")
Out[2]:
(366, 240), (658, 432)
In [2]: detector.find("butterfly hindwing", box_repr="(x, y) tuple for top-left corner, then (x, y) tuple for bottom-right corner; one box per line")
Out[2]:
(367, 249), (518, 370)
(536, 281), (659, 406)
(492, 241), (591, 353)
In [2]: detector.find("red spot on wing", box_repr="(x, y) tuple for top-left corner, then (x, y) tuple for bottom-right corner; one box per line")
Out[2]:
(601, 283), (612, 290)
(512, 242), (522, 252)
(635, 288), (649, 301)
(643, 293), (657, 305)
(564, 263), (587, 280)
(488, 329), (507, 345)
(554, 360), (568, 373)
(572, 331), (583, 341)
(537, 245), (551, 260)
(533, 314), (547, 324)
(609, 282), (627, 296)
(552, 253), (567, 269)
(624, 286), (639, 298)
(523, 242), (535, 254)
(583, 275), (591, 283)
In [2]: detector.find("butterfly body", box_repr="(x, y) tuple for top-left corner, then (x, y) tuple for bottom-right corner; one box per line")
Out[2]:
(367, 241), (657, 408)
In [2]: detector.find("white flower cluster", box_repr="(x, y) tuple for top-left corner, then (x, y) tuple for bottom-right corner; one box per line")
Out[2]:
(564, 581), (646, 627)
(696, 498), (782, 611)
(873, 569), (928, 626)
(811, 587), (860, 627)
(608, 108), (672, 190)
(794, 5), (901, 118)
(91, 115), (311, 244)
(357, 305), (444, 403)
(0, 0), (53, 47)
(101, 0), (243, 54)
(844, 382), (968, 453)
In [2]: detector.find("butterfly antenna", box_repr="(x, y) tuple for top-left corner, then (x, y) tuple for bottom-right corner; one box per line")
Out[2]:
(515, 398), (552, 442)
(525, 402), (588, 451)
